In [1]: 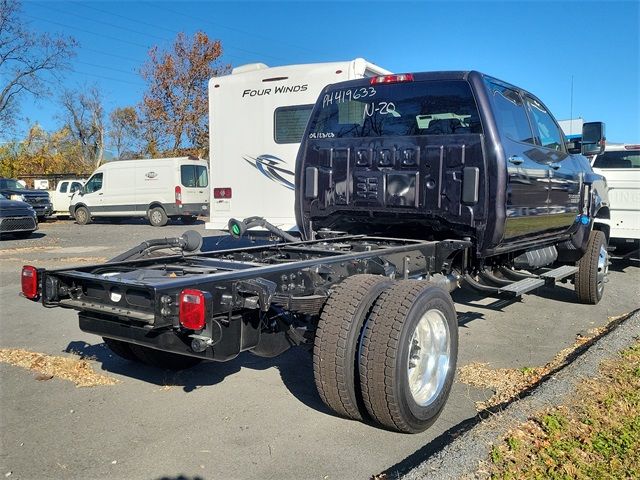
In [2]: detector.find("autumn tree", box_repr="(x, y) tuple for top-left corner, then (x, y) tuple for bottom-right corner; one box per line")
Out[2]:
(0, 124), (87, 177)
(140, 31), (230, 157)
(109, 106), (140, 159)
(0, 0), (77, 129)
(59, 86), (105, 167)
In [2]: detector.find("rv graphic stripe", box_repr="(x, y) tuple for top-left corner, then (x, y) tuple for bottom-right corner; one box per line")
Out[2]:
(242, 154), (295, 190)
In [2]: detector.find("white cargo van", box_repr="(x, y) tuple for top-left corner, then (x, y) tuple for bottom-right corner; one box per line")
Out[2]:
(70, 157), (209, 226)
(206, 58), (390, 230)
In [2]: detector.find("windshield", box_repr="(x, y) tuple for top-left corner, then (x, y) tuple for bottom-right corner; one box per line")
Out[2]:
(307, 79), (483, 138)
(0, 179), (26, 190)
(593, 150), (640, 169)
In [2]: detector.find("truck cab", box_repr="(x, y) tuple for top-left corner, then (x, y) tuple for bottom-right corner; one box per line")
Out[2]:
(296, 71), (608, 260)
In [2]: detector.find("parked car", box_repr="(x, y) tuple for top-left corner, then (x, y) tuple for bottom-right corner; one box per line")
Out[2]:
(49, 178), (85, 217)
(0, 192), (38, 239)
(70, 157), (209, 226)
(0, 178), (52, 220)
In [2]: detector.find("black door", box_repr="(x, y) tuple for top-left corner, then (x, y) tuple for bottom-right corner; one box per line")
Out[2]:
(488, 83), (550, 239)
(524, 95), (581, 233)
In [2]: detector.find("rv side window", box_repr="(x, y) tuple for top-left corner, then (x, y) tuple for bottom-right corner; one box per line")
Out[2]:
(181, 165), (208, 188)
(274, 105), (314, 144)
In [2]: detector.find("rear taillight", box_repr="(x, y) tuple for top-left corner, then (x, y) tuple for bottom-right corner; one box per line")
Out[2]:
(175, 186), (182, 205)
(370, 73), (414, 85)
(213, 187), (232, 199)
(179, 289), (206, 330)
(21, 265), (39, 299)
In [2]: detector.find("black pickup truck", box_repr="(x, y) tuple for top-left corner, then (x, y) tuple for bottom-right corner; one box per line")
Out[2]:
(21, 71), (609, 433)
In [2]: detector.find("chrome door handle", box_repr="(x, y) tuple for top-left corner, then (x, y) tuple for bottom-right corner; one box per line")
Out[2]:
(508, 155), (524, 165)
(549, 163), (561, 170)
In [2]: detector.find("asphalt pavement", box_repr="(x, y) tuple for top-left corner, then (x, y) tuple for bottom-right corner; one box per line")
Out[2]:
(1, 219), (638, 480)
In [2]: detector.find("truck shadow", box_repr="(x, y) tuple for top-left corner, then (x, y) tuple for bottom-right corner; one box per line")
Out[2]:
(64, 340), (331, 415)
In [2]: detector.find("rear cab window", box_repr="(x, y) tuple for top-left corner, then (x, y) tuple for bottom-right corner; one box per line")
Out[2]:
(488, 83), (536, 144)
(181, 165), (208, 188)
(307, 80), (483, 138)
(593, 149), (640, 168)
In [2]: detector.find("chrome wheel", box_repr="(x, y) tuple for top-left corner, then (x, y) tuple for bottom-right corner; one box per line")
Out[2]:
(596, 244), (608, 296)
(151, 210), (162, 224)
(406, 308), (451, 407)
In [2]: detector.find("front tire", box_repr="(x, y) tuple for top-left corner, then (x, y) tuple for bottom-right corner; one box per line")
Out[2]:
(74, 206), (91, 225)
(359, 282), (458, 433)
(148, 207), (168, 227)
(575, 230), (608, 304)
(313, 275), (394, 421)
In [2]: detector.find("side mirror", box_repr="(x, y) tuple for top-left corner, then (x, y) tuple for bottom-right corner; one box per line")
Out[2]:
(581, 122), (606, 156)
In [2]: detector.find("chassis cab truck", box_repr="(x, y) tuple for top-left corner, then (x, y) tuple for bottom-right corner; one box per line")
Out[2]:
(206, 59), (390, 231)
(23, 71), (608, 433)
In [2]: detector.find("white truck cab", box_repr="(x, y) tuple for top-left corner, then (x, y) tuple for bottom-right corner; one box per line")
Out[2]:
(591, 143), (640, 247)
(50, 179), (85, 217)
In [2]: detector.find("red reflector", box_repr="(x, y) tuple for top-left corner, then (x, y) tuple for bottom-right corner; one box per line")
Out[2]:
(179, 289), (206, 330)
(370, 73), (414, 85)
(214, 187), (232, 199)
(21, 265), (38, 299)
(175, 186), (182, 205)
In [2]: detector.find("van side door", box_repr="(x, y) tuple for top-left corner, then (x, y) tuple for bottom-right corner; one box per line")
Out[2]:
(523, 95), (581, 233)
(487, 82), (550, 239)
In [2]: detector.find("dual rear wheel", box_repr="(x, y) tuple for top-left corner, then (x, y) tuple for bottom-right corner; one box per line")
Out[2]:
(313, 275), (458, 433)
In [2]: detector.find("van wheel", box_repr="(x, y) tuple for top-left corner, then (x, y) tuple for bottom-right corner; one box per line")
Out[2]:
(102, 337), (140, 362)
(575, 230), (608, 304)
(74, 206), (91, 225)
(313, 275), (394, 421)
(359, 281), (458, 433)
(148, 207), (168, 227)
(129, 344), (202, 370)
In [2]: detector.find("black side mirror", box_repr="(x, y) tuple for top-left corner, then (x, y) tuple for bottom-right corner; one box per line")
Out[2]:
(581, 122), (606, 156)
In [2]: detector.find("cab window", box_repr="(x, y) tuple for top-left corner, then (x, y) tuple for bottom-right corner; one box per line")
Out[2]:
(84, 173), (103, 193)
(70, 182), (82, 192)
(524, 96), (564, 151)
(593, 149), (640, 169)
(59, 182), (69, 193)
(489, 83), (535, 144)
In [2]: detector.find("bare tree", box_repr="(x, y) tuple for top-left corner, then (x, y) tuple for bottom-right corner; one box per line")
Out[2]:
(60, 87), (105, 167)
(140, 31), (230, 157)
(0, 0), (77, 129)
(108, 106), (140, 159)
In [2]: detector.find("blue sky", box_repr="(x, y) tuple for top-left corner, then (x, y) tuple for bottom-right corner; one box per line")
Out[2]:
(13, 0), (640, 143)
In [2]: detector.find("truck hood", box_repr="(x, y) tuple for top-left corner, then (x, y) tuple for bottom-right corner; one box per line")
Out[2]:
(0, 188), (50, 199)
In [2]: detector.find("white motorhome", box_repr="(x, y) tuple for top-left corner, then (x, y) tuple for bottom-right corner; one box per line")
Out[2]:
(206, 59), (390, 230)
(70, 157), (209, 226)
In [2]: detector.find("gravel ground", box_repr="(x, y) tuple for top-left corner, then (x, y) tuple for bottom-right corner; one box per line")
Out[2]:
(401, 310), (640, 480)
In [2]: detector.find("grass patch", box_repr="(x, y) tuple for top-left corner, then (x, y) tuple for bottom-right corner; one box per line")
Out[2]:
(457, 314), (628, 410)
(482, 341), (640, 479)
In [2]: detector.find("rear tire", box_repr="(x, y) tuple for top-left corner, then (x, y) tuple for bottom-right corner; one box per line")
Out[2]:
(102, 337), (140, 362)
(313, 275), (394, 420)
(129, 344), (201, 370)
(148, 207), (168, 227)
(575, 230), (608, 304)
(359, 281), (458, 433)
(74, 206), (91, 225)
